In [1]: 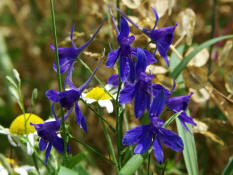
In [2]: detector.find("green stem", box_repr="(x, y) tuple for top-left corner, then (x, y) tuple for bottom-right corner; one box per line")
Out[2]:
(69, 134), (114, 165)
(78, 58), (115, 101)
(115, 70), (122, 168)
(147, 154), (151, 175)
(80, 99), (115, 133)
(116, 0), (120, 30)
(49, 0), (67, 163)
(98, 107), (119, 172)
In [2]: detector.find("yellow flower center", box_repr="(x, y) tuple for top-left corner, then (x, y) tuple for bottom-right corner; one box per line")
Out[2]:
(86, 87), (111, 100)
(9, 113), (44, 135)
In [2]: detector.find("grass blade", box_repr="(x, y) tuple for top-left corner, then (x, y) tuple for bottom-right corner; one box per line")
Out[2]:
(171, 35), (233, 79)
(118, 154), (144, 175)
(170, 45), (199, 175)
(221, 156), (233, 175)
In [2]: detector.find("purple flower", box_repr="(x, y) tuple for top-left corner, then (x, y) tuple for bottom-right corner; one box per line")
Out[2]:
(107, 74), (119, 88)
(50, 19), (105, 88)
(122, 117), (184, 164)
(149, 81), (196, 132)
(107, 8), (156, 82)
(116, 7), (177, 67)
(45, 56), (103, 132)
(166, 92), (196, 132)
(119, 72), (153, 118)
(30, 120), (69, 165)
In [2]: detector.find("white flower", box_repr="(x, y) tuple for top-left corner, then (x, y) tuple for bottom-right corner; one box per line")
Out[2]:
(82, 87), (116, 113)
(0, 158), (35, 175)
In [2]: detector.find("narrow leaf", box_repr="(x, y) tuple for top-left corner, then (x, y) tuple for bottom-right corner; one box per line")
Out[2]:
(171, 45), (199, 175)
(171, 35), (233, 79)
(67, 152), (87, 169)
(163, 111), (182, 128)
(222, 156), (233, 175)
(58, 166), (78, 175)
(118, 154), (144, 175)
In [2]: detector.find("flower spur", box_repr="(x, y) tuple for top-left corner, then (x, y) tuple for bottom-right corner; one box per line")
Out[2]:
(46, 55), (104, 133)
(50, 18), (105, 88)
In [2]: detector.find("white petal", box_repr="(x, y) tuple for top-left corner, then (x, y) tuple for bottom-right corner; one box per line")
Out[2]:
(105, 84), (113, 91)
(0, 164), (8, 175)
(98, 100), (113, 113)
(27, 134), (34, 155)
(8, 135), (18, 147)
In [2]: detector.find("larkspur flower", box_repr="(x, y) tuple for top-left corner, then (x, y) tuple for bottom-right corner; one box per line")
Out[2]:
(116, 7), (177, 66)
(50, 19), (105, 88)
(122, 117), (184, 164)
(149, 81), (196, 132)
(119, 72), (153, 118)
(107, 8), (156, 82)
(166, 92), (196, 132)
(45, 56), (103, 132)
(31, 119), (69, 165)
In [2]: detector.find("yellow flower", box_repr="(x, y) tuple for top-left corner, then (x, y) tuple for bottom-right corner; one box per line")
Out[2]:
(85, 87), (111, 100)
(9, 113), (44, 135)
(82, 87), (114, 113)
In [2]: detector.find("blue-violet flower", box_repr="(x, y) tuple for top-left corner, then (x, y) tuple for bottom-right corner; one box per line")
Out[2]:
(122, 117), (184, 164)
(116, 7), (177, 66)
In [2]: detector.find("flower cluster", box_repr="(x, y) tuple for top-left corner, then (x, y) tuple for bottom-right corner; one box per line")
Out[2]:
(31, 19), (105, 164)
(109, 7), (196, 163)
(31, 6), (196, 165)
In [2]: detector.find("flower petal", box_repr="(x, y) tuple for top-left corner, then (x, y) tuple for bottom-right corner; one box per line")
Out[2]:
(52, 136), (65, 153)
(120, 56), (130, 82)
(143, 49), (157, 65)
(134, 86), (150, 118)
(166, 92), (193, 112)
(98, 100), (114, 113)
(45, 143), (52, 165)
(59, 89), (79, 109)
(159, 128), (184, 152)
(134, 132), (153, 154)
(75, 103), (87, 132)
(150, 89), (166, 118)
(106, 49), (120, 67)
(45, 89), (60, 102)
(153, 138), (164, 164)
(107, 74), (119, 87)
(119, 83), (136, 104)
(122, 125), (150, 146)
(178, 112), (196, 132)
(152, 24), (177, 66)
(136, 48), (147, 77)
(39, 138), (48, 151)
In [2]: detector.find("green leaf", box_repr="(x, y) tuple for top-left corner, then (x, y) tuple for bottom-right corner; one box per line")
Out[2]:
(66, 152), (87, 169)
(176, 116), (198, 175)
(170, 45), (199, 175)
(222, 156), (233, 175)
(171, 35), (233, 79)
(163, 111), (182, 128)
(72, 164), (90, 175)
(118, 154), (144, 175)
(58, 166), (78, 175)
